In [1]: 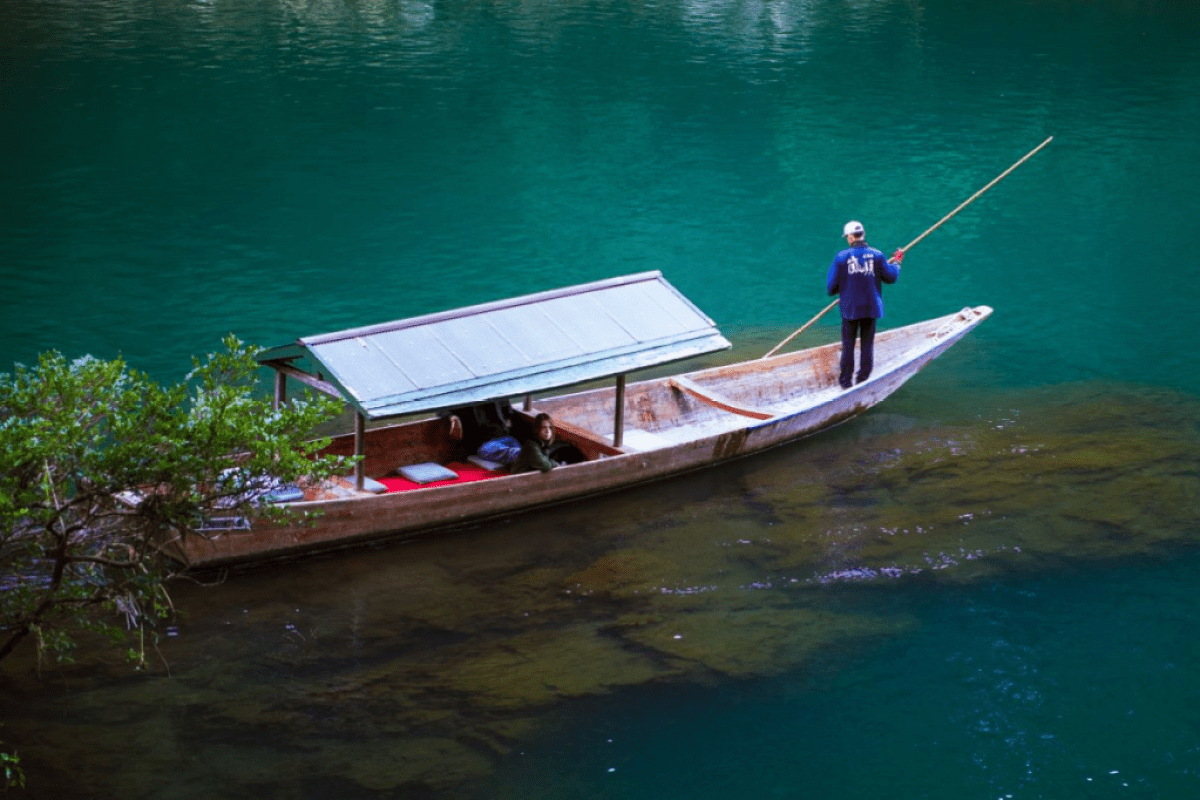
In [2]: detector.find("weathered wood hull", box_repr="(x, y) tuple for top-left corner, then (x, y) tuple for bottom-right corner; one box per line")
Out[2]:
(174, 306), (992, 568)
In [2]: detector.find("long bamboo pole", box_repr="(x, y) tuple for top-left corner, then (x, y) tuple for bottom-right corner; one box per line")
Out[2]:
(762, 136), (1053, 359)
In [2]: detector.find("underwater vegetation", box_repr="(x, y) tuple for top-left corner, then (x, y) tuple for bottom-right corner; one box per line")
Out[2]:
(4, 382), (1198, 797)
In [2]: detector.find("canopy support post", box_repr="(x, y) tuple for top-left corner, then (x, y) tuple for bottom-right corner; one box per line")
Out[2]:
(273, 370), (286, 411)
(613, 374), (626, 448)
(354, 412), (366, 491)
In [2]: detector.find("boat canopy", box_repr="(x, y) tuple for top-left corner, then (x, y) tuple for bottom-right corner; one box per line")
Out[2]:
(257, 271), (731, 420)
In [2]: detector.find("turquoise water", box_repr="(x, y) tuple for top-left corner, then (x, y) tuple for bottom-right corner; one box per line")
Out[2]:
(6, 0), (1200, 390)
(481, 552), (1200, 799)
(4, 0), (1200, 797)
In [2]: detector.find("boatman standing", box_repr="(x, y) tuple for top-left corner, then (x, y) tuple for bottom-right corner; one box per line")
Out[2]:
(826, 220), (904, 390)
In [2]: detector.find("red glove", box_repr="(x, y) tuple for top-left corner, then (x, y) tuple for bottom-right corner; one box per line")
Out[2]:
(890, 248), (905, 265)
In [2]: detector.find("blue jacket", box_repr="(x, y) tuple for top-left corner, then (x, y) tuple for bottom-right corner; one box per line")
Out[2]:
(826, 241), (900, 320)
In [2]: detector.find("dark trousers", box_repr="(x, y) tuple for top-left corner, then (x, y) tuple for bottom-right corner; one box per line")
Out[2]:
(839, 317), (877, 388)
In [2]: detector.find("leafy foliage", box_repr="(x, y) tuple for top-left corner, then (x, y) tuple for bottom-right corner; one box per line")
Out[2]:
(0, 336), (348, 665)
(1, 742), (22, 791)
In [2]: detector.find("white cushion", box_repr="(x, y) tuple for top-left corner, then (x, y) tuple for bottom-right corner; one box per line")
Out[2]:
(398, 462), (459, 484)
(345, 475), (389, 494)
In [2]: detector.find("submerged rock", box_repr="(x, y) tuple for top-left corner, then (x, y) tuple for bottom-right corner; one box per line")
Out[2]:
(615, 606), (912, 679)
(440, 624), (671, 709)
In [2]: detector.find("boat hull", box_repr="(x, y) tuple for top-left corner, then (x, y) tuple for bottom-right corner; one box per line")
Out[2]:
(173, 306), (992, 568)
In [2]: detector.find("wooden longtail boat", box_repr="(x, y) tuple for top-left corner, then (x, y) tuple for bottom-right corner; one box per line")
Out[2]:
(170, 273), (991, 568)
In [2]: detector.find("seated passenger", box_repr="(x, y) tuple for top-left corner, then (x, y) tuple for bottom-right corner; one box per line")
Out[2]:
(446, 400), (522, 466)
(511, 413), (559, 474)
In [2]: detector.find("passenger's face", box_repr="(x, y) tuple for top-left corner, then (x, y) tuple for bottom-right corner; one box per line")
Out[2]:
(536, 420), (554, 443)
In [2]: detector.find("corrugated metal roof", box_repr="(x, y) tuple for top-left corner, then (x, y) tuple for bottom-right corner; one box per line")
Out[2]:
(257, 272), (730, 419)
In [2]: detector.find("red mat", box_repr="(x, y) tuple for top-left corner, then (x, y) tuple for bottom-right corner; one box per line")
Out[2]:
(377, 461), (502, 493)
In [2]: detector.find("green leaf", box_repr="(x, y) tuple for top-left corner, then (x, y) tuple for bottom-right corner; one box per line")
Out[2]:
(0, 339), (344, 666)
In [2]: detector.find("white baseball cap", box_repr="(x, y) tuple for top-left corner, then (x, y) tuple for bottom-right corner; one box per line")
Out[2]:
(843, 220), (865, 238)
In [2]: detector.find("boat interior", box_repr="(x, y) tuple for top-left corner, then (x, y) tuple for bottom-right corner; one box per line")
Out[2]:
(309, 407), (622, 498)
(295, 308), (983, 502)
(307, 340), (845, 500)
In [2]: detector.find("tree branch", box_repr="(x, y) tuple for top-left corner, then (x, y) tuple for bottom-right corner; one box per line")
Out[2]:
(63, 553), (140, 570)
